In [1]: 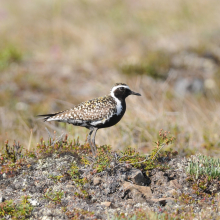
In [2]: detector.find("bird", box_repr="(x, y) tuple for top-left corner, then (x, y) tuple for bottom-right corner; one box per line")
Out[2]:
(38, 83), (141, 156)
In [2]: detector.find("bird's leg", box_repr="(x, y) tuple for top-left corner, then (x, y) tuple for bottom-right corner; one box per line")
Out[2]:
(87, 129), (95, 156)
(91, 127), (98, 154)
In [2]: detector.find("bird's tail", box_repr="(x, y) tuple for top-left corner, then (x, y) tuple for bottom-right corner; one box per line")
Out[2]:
(37, 111), (65, 122)
(37, 114), (55, 122)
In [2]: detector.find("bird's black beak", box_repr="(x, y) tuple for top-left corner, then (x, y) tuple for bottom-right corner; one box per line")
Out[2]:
(130, 90), (141, 96)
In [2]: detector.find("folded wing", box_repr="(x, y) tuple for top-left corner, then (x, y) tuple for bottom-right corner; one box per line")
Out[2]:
(38, 96), (117, 124)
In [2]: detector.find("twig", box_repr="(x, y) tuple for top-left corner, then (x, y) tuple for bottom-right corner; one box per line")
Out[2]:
(45, 127), (65, 146)
(129, 143), (165, 165)
(45, 127), (53, 139)
(152, 143), (165, 160)
(115, 143), (166, 167)
(118, 154), (139, 160)
(27, 129), (33, 152)
(85, 156), (95, 163)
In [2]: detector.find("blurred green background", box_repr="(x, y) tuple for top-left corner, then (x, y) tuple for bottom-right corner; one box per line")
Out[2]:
(1, 0), (220, 156)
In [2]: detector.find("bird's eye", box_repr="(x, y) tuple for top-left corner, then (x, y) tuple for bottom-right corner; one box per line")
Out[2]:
(119, 87), (124, 91)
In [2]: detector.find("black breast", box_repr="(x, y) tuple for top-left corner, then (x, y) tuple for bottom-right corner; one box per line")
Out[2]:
(94, 100), (126, 129)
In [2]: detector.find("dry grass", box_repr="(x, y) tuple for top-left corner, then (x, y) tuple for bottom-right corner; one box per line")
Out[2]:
(1, 0), (220, 157)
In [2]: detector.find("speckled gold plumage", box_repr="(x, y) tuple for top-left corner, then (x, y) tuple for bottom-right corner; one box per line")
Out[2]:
(50, 95), (117, 122)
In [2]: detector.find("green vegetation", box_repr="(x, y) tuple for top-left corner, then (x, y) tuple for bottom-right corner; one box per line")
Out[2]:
(186, 155), (220, 194)
(186, 155), (220, 180)
(0, 141), (26, 176)
(44, 189), (64, 205)
(2, 140), (23, 163)
(65, 208), (94, 220)
(48, 174), (64, 183)
(112, 210), (177, 220)
(35, 135), (83, 158)
(0, 45), (23, 70)
(118, 130), (176, 173)
(68, 161), (90, 198)
(120, 51), (171, 80)
(0, 196), (33, 219)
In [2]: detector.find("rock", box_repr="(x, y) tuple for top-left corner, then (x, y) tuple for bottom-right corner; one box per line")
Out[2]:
(134, 203), (142, 208)
(138, 186), (153, 198)
(150, 197), (175, 206)
(12, 178), (24, 189)
(171, 52), (217, 74)
(0, 195), (5, 203)
(150, 171), (169, 195)
(174, 77), (204, 97)
(123, 181), (152, 199)
(166, 189), (177, 197)
(0, 191), (5, 203)
(126, 199), (134, 204)
(66, 185), (75, 190)
(43, 209), (53, 216)
(41, 216), (52, 220)
(128, 168), (148, 185)
(93, 177), (102, 186)
(108, 181), (118, 194)
(29, 199), (39, 206)
(101, 201), (111, 207)
(131, 188), (146, 203)
(169, 179), (182, 189)
(91, 197), (97, 203)
(119, 174), (127, 182)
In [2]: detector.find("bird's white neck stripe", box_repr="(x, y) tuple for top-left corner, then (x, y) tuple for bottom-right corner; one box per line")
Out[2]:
(110, 85), (129, 115)
(112, 96), (122, 116)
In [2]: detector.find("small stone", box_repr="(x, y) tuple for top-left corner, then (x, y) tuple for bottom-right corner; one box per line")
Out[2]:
(169, 179), (182, 189)
(128, 169), (148, 185)
(166, 189), (177, 197)
(123, 181), (152, 199)
(166, 198), (176, 206)
(134, 203), (141, 208)
(0, 195), (5, 203)
(110, 162), (116, 168)
(151, 197), (175, 206)
(66, 185), (75, 190)
(42, 216), (52, 220)
(43, 209), (53, 216)
(91, 197), (97, 203)
(29, 199), (38, 206)
(120, 174), (126, 181)
(169, 173), (175, 178)
(93, 177), (102, 186)
(131, 188), (146, 203)
(125, 204), (132, 211)
(101, 201), (111, 207)
(125, 199), (134, 206)
(139, 186), (152, 198)
(83, 183), (90, 188)
(103, 183), (108, 188)
(2, 173), (6, 179)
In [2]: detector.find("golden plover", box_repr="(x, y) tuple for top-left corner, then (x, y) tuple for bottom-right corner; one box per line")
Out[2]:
(38, 83), (141, 155)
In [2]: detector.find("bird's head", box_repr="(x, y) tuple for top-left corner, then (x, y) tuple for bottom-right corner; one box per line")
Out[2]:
(110, 83), (141, 100)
